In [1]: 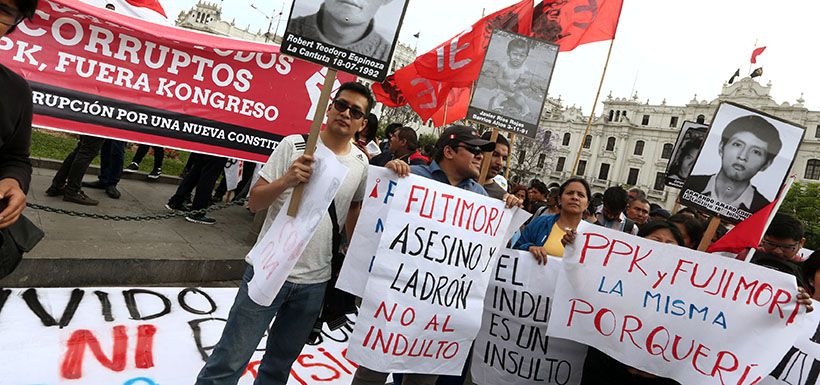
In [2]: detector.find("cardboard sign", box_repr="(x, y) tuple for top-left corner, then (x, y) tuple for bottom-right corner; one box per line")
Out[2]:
(471, 251), (587, 385)
(336, 166), (402, 297)
(547, 222), (808, 385)
(247, 143), (349, 306)
(467, 30), (558, 138)
(0, 0), (354, 163)
(281, 0), (410, 81)
(665, 121), (708, 189)
(762, 300), (820, 385)
(680, 102), (806, 223)
(0, 288), (358, 385)
(346, 174), (516, 375)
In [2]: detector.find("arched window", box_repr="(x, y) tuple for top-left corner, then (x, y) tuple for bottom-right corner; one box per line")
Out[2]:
(615, 111), (621, 121)
(661, 143), (674, 159)
(608, 110), (614, 121)
(806, 159), (820, 180)
(562, 133), (571, 146)
(634, 140), (645, 156)
(696, 114), (706, 124)
(544, 131), (552, 143)
(606, 137), (616, 151)
(583, 135), (592, 149)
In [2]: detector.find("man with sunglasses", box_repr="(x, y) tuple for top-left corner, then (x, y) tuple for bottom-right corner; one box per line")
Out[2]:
(195, 82), (371, 385)
(0, 0), (37, 229)
(352, 125), (520, 385)
(759, 213), (806, 262)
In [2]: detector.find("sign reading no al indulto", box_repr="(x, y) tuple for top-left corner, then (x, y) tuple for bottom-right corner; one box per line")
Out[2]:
(471, 251), (587, 385)
(547, 222), (808, 385)
(281, 0), (410, 81)
(346, 173), (516, 375)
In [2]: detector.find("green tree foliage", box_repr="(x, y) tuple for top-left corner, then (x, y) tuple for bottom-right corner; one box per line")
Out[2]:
(779, 181), (820, 250)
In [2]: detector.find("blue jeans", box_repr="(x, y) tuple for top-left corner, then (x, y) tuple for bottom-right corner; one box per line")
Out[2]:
(195, 266), (327, 385)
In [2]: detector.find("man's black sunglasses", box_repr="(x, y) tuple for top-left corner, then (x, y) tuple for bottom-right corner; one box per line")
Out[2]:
(0, 4), (24, 28)
(331, 100), (366, 120)
(456, 144), (484, 156)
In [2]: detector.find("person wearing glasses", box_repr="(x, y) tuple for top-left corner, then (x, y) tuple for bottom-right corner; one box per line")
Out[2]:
(194, 82), (371, 385)
(0, 0), (37, 230)
(759, 213), (806, 263)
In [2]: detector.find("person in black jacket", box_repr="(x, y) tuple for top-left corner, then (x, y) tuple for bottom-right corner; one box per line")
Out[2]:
(0, 0), (37, 229)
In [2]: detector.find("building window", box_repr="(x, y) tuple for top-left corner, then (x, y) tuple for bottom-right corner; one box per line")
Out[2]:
(615, 111), (621, 121)
(654, 172), (666, 191)
(661, 143), (674, 159)
(544, 131), (552, 143)
(634, 140), (645, 156)
(807, 159), (820, 180)
(627, 168), (639, 185)
(608, 110), (614, 121)
(583, 135), (592, 149)
(562, 133), (571, 146)
(696, 114), (706, 124)
(598, 163), (610, 180)
(577, 160), (587, 176)
(606, 137), (616, 151)
(670, 116), (679, 128)
(518, 150), (526, 165)
(641, 115), (650, 125)
(556, 157), (566, 172)
(816, 125), (820, 139)
(537, 154), (546, 169)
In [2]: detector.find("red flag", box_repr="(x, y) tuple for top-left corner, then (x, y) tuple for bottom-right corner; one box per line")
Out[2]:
(532, 0), (623, 51)
(431, 86), (472, 126)
(413, 0), (534, 83)
(372, 75), (407, 108)
(750, 46), (766, 64)
(707, 177), (793, 254)
(85, 0), (170, 24)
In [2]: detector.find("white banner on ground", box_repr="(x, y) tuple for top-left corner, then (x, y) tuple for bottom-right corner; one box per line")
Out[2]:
(547, 222), (808, 385)
(471, 251), (587, 385)
(761, 300), (820, 385)
(346, 174), (517, 375)
(247, 143), (349, 306)
(0, 288), (358, 385)
(337, 166), (402, 297)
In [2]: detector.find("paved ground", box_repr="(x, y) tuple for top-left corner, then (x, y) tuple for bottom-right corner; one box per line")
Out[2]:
(0, 161), (261, 287)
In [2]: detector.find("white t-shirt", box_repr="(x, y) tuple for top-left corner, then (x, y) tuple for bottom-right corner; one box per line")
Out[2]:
(253, 134), (368, 284)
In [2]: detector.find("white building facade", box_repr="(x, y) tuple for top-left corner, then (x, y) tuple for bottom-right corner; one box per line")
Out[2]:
(512, 77), (820, 209)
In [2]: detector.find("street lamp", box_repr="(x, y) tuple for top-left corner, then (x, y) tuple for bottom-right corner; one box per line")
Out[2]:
(249, 3), (275, 43)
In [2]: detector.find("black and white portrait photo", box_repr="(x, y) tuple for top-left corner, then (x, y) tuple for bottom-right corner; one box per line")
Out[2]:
(466, 29), (558, 138)
(680, 102), (806, 223)
(665, 121), (707, 189)
(281, 0), (409, 81)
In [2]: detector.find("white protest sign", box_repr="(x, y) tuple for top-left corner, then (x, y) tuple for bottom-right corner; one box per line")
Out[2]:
(247, 143), (348, 306)
(0, 288), (358, 385)
(547, 222), (808, 385)
(471, 251), (587, 385)
(346, 174), (516, 375)
(761, 300), (820, 385)
(337, 166), (402, 297)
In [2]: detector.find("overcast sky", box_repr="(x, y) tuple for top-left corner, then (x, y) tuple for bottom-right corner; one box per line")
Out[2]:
(164, 0), (820, 115)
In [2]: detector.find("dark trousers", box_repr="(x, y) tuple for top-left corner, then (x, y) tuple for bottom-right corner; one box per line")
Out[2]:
(132, 144), (164, 170)
(51, 135), (105, 194)
(98, 140), (125, 186)
(168, 154), (226, 211)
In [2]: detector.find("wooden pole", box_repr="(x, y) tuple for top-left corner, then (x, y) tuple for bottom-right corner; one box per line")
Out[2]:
(505, 132), (516, 180)
(287, 68), (338, 217)
(478, 127), (499, 184)
(698, 216), (721, 252)
(571, 37), (616, 176)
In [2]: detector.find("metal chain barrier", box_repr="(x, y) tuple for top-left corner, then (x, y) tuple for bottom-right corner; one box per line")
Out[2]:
(26, 198), (248, 222)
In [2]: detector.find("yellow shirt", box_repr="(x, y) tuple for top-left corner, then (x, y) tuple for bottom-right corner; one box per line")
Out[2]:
(543, 223), (567, 257)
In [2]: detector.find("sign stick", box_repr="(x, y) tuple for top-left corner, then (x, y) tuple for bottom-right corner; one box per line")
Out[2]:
(698, 216), (721, 251)
(505, 132), (516, 180)
(287, 68), (338, 217)
(478, 127), (498, 184)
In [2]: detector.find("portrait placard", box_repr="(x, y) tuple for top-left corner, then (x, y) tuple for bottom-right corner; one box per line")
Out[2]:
(680, 102), (805, 223)
(467, 30), (558, 138)
(281, 0), (410, 81)
(665, 121), (708, 189)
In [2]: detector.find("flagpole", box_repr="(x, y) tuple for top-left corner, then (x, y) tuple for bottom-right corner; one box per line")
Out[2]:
(571, 36), (617, 176)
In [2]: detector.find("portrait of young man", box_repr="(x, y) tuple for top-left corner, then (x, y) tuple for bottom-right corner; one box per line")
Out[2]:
(285, 0), (405, 62)
(681, 103), (805, 222)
